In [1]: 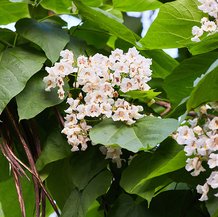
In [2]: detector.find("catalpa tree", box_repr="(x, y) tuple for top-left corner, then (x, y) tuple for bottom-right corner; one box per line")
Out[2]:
(0, 0), (217, 217)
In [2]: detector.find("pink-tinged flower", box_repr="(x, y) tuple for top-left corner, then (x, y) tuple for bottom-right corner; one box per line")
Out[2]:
(208, 117), (218, 130)
(185, 157), (205, 176)
(176, 126), (196, 145)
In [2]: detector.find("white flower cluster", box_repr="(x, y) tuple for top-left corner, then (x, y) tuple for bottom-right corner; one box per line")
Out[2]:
(44, 47), (152, 159)
(191, 0), (218, 42)
(43, 50), (76, 99)
(174, 115), (218, 201)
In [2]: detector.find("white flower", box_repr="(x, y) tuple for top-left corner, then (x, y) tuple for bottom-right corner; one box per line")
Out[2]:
(208, 153), (218, 168)
(57, 87), (65, 100)
(43, 74), (57, 91)
(126, 47), (139, 62)
(184, 141), (197, 156)
(196, 183), (209, 201)
(99, 82), (114, 97)
(109, 48), (125, 66)
(202, 20), (217, 32)
(129, 105), (144, 120)
(110, 71), (122, 86)
(198, 0), (218, 18)
(77, 68), (97, 85)
(176, 126), (196, 145)
(193, 126), (203, 135)
(120, 78), (138, 93)
(53, 62), (73, 77)
(85, 91), (108, 104)
(100, 103), (112, 118)
(207, 134), (218, 151)
(114, 98), (129, 108)
(77, 55), (89, 68)
(76, 104), (86, 120)
(112, 107), (130, 122)
(207, 171), (218, 189)
(191, 26), (203, 42)
(196, 136), (210, 156)
(113, 62), (129, 74)
(60, 49), (74, 64)
(208, 117), (218, 130)
(185, 157), (205, 176)
(64, 113), (78, 125)
(100, 146), (123, 168)
(82, 82), (99, 93)
(85, 103), (101, 117)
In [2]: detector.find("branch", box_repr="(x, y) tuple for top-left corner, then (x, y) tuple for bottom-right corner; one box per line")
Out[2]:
(5, 107), (60, 217)
(155, 101), (171, 116)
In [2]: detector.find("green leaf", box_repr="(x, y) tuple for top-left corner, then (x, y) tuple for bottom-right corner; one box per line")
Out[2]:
(83, 0), (103, 7)
(120, 139), (186, 196)
(85, 201), (104, 217)
(187, 66), (218, 110)
(69, 147), (108, 190)
(0, 177), (35, 217)
(0, 28), (16, 47)
(70, 22), (110, 49)
(189, 33), (218, 55)
(16, 71), (64, 120)
(90, 116), (179, 152)
(148, 190), (205, 217)
(164, 52), (218, 107)
(40, 0), (72, 14)
(36, 128), (71, 171)
(109, 191), (205, 217)
(113, 0), (162, 12)
(206, 198), (218, 217)
(62, 170), (112, 217)
(73, 0), (138, 45)
(142, 50), (179, 79)
(46, 158), (76, 209)
(129, 175), (172, 205)
(46, 147), (108, 209)
(108, 194), (147, 217)
(0, 151), (10, 182)
(16, 18), (70, 63)
(119, 90), (160, 103)
(0, 0), (29, 25)
(0, 47), (46, 114)
(139, 0), (203, 49)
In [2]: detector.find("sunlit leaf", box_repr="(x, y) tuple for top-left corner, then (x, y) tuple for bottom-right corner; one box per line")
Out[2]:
(90, 116), (178, 152)
(140, 0), (203, 49)
(0, 0), (29, 25)
(113, 0), (162, 11)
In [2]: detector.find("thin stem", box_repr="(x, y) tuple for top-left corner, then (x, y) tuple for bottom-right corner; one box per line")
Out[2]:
(12, 167), (26, 217)
(54, 107), (65, 128)
(13, 33), (18, 47)
(5, 107), (60, 216)
(41, 190), (46, 217)
(155, 101), (171, 116)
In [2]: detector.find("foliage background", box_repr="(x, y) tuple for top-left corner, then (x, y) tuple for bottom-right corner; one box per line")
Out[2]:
(0, 0), (217, 217)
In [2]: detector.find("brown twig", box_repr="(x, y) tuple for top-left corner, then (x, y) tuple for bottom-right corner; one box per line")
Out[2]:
(41, 190), (46, 217)
(0, 142), (30, 180)
(54, 107), (65, 128)
(12, 167), (26, 217)
(5, 107), (60, 217)
(155, 101), (171, 116)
